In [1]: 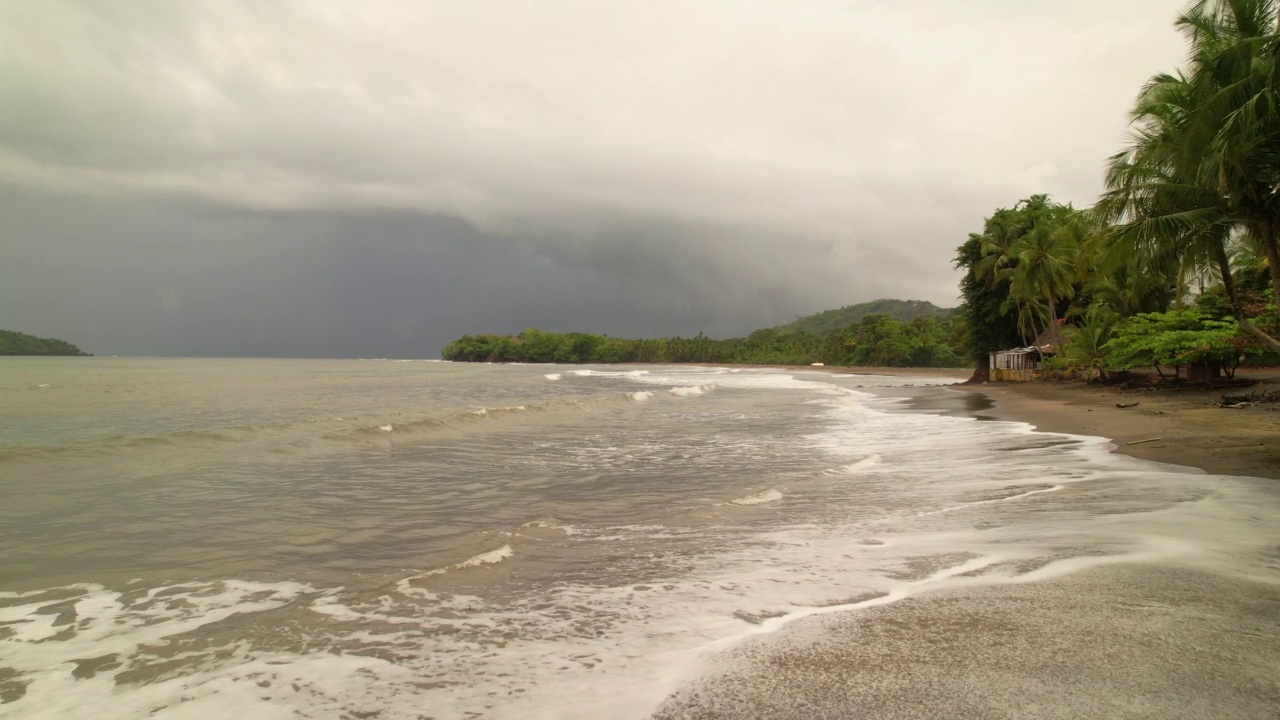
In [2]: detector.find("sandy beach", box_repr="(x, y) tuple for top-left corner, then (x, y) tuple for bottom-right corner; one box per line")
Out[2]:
(652, 367), (1280, 720)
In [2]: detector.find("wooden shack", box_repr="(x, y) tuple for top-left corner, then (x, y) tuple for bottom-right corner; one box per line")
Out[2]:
(989, 348), (1041, 381)
(988, 322), (1064, 382)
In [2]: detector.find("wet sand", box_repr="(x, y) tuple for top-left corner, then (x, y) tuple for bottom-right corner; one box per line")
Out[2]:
(956, 372), (1280, 481)
(858, 369), (1279, 480)
(655, 565), (1280, 720)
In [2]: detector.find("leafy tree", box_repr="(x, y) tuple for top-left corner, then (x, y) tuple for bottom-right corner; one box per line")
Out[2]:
(1103, 309), (1249, 379)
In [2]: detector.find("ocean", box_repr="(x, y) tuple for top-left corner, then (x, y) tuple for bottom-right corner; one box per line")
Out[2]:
(2, 358), (1278, 719)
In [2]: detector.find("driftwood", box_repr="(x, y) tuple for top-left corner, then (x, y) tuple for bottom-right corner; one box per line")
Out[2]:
(1115, 402), (1141, 409)
(1126, 437), (1163, 446)
(1216, 390), (1277, 409)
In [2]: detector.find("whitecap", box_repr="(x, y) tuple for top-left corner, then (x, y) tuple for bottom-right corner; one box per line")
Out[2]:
(378, 425), (394, 432)
(545, 373), (562, 381)
(411, 545), (514, 580)
(829, 454), (881, 474)
(668, 383), (716, 397)
(629, 391), (655, 402)
(730, 489), (783, 506)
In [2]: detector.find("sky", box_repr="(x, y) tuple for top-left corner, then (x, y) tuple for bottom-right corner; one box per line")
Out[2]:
(0, 0), (1191, 357)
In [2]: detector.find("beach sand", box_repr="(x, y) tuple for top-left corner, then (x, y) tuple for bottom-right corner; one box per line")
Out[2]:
(651, 367), (1280, 719)
(654, 565), (1280, 720)
(866, 368), (1279, 481)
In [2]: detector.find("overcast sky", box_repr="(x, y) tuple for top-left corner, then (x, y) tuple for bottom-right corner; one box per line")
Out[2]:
(0, 0), (1189, 357)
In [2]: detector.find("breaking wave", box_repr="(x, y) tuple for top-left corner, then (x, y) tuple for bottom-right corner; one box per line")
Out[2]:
(730, 488), (784, 506)
(825, 454), (881, 475)
(668, 384), (717, 397)
(410, 545), (514, 580)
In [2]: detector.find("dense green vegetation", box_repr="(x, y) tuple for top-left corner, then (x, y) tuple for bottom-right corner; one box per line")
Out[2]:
(0, 329), (90, 356)
(770, 299), (954, 336)
(443, 313), (966, 367)
(955, 0), (1280, 382)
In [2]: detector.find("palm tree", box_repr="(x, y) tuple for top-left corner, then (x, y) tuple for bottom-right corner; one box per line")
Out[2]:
(1176, 0), (1280, 298)
(1061, 305), (1120, 383)
(1005, 216), (1079, 349)
(1095, 4), (1280, 353)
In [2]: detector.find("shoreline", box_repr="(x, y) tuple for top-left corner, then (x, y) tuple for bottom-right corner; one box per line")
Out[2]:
(660, 361), (1278, 480)
(847, 368), (1280, 481)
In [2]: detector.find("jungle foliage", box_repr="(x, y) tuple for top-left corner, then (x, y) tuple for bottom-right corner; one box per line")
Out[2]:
(955, 0), (1280, 382)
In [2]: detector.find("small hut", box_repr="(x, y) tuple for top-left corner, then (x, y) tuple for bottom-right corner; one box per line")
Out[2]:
(988, 321), (1065, 382)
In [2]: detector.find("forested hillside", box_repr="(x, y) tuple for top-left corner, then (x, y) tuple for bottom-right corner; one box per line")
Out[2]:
(771, 299), (954, 336)
(0, 329), (91, 356)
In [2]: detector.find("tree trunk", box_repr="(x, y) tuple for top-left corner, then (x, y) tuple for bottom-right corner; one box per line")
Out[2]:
(1046, 289), (1063, 351)
(1214, 235), (1280, 354)
(1265, 225), (1280, 308)
(968, 359), (990, 384)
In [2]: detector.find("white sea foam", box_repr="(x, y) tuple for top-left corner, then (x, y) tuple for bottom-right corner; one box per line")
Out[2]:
(730, 488), (783, 506)
(413, 545), (514, 579)
(453, 544), (514, 569)
(378, 424), (394, 432)
(668, 383), (716, 397)
(827, 454), (881, 474)
(545, 373), (562, 381)
(629, 391), (655, 402)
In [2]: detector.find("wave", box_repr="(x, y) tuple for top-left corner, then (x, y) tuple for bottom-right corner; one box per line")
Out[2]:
(545, 373), (562, 381)
(825, 454), (881, 475)
(407, 545), (514, 582)
(334, 406), (540, 442)
(0, 428), (248, 462)
(569, 369), (650, 378)
(669, 383), (717, 397)
(468, 405), (530, 418)
(730, 489), (783, 506)
(628, 391), (655, 402)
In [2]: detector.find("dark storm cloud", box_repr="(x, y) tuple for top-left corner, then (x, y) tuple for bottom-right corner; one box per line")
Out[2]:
(0, 1), (1189, 355)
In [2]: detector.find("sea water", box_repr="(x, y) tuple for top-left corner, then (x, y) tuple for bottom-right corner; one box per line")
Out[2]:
(1, 358), (1278, 719)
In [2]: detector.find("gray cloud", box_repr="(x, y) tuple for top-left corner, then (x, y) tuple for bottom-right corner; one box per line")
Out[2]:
(0, 1), (1189, 355)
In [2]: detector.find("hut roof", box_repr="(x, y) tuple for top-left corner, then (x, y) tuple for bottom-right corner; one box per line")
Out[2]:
(1031, 319), (1067, 354)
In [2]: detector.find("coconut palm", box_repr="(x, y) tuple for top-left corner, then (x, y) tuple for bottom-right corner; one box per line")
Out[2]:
(1095, 2), (1280, 352)
(1004, 214), (1080, 349)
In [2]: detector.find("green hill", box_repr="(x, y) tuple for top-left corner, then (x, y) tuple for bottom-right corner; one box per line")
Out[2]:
(772, 299), (955, 336)
(0, 329), (91, 356)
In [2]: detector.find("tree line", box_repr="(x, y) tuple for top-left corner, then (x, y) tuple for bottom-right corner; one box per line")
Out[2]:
(0, 329), (90, 356)
(955, 0), (1280, 382)
(442, 315), (966, 367)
